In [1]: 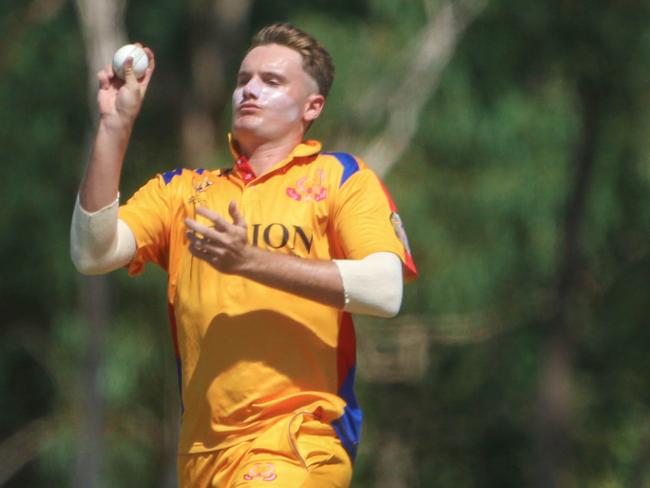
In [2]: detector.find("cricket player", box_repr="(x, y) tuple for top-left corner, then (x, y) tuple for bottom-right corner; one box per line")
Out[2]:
(71, 23), (416, 487)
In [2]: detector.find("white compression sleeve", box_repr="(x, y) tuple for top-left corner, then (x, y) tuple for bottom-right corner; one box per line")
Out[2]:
(70, 195), (137, 275)
(333, 252), (403, 318)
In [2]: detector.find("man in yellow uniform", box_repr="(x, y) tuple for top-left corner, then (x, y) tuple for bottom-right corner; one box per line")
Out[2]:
(71, 23), (416, 487)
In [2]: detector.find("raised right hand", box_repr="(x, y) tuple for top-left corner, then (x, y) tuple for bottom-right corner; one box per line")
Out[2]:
(96, 45), (155, 129)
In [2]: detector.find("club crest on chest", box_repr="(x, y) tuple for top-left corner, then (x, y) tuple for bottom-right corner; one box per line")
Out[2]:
(287, 169), (328, 202)
(188, 174), (214, 206)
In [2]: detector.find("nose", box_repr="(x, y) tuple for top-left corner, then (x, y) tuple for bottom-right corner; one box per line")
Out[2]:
(242, 76), (262, 100)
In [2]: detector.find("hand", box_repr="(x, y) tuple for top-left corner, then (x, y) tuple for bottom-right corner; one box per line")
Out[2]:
(184, 201), (251, 274)
(96, 44), (155, 129)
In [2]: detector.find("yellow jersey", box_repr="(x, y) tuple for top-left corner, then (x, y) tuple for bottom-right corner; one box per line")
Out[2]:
(119, 139), (417, 460)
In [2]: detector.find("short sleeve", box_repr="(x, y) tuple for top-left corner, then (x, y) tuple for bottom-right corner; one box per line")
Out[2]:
(118, 174), (171, 275)
(332, 163), (417, 282)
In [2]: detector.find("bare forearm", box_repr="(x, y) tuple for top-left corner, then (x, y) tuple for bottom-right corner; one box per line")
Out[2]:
(78, 118), (133, 211)
(79, 47), (155, 211)
(185, 204), (345, 308)
(239, 247), (345, 309)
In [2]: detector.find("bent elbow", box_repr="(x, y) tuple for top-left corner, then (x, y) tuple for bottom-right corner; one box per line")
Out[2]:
(342, 278), (403, 318)
(380, 302), (402, 319)
(70, 250), (107, 276)
(335, 252), (405, 318)
(370, 286), (403, 318)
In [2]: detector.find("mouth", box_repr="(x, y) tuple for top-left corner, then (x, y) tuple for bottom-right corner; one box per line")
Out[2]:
(238, 103), (260, 113)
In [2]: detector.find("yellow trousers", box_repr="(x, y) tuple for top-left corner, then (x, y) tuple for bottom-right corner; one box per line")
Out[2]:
(178, 413), (352, 487)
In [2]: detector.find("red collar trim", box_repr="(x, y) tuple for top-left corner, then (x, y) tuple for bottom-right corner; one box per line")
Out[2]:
(228, 134), (322, 183)
(235, 155), (256, 182)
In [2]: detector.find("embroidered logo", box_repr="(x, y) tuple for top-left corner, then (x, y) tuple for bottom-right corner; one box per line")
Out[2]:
(287, 170), (327, 202)
(390, 212), (412, 255)
(189, 173), (213, 206)
(243, 463), (278, 482)
(193, 174), (213, 193)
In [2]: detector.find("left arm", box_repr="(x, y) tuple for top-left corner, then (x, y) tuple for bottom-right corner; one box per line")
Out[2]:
(184, 202), (402, 316)
(237, 244), (345, 309)
(186, 202), (344, 308)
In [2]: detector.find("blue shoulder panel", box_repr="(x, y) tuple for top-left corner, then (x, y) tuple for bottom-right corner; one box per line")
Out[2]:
(162, 168), (183, 185)
(324, 152), (360, 188)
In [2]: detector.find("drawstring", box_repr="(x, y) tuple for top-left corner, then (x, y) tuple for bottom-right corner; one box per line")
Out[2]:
(287, 411), (317, 470)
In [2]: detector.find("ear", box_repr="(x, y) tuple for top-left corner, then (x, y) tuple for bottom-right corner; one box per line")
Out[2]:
(303, 93), (325, 123)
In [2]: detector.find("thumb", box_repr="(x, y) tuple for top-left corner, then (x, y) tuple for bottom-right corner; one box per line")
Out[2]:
(229, 201), (246, 226)
(123, 56), (139, 87)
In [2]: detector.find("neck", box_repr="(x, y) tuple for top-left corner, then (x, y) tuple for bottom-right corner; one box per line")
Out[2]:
(237, 133), (303, 176)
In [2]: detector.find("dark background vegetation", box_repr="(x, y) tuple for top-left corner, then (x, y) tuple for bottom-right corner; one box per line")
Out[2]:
(1, 0), (649, 486)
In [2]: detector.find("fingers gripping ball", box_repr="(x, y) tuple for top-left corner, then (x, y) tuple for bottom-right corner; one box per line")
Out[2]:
(112, 44), (149, 80)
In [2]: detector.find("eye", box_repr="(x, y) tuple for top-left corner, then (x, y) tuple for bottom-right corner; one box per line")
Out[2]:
(236, 74), (251, 86)
(262, 73), (283, 86)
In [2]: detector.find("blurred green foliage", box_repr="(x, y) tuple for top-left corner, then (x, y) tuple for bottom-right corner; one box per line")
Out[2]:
(1, 0), (649, 486)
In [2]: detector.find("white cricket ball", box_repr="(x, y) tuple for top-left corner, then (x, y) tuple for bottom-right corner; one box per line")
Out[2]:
(112, 44), (149, 80)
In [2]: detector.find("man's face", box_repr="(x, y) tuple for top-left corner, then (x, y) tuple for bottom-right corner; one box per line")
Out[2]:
(232, 44), (322, 143)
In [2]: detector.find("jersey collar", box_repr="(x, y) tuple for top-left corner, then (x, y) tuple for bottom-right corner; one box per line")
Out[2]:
(228, 134), (322, 183)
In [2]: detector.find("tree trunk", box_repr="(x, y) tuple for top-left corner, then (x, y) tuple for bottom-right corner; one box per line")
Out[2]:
(0, 416), (52, 485)
(72, 1), (127, 486)
(182, 0), (252, 165)
(532, 82), (602, 488)
(357, 0), (488, 178)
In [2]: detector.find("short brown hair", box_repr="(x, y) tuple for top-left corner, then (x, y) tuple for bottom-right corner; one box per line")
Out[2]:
(250, 23), (335, 98)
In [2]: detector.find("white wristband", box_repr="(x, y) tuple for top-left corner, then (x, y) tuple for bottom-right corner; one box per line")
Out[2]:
(333, 252), (403, 318)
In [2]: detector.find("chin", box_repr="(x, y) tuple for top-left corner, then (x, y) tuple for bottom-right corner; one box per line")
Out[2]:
(232, 125), (268, 145)
(234, 115), (263, 131)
